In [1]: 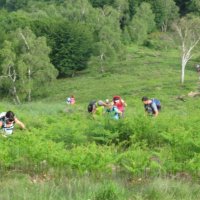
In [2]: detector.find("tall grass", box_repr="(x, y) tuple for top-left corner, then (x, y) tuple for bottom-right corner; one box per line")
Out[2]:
(1, 175), (200, 200)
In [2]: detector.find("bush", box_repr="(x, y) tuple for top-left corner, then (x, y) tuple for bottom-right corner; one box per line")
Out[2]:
(144, 32), (176, 50)
(94, 182), (123, 200)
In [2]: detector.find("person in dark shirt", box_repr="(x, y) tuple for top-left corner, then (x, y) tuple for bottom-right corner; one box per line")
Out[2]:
(142, 96), (161, 117)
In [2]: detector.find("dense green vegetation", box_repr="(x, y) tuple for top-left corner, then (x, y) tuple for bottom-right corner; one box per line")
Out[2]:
(0, 0), (200, 199)
(0, 45), (200, 199)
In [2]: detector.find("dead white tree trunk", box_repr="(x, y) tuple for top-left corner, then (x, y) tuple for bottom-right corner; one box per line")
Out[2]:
(20, 32), (32, 101)
(174, 23), (200, 84)
(28, 68), (31, 102)
(0, 64), (21, 104)
(100, 53), (105, 73)
(9, 66), (21, 104)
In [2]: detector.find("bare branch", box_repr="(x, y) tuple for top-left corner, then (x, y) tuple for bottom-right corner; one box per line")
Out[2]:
(20, 32), (30, 51)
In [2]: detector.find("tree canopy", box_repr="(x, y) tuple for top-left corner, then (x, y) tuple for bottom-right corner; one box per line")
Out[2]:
(0, 0), (199, 101)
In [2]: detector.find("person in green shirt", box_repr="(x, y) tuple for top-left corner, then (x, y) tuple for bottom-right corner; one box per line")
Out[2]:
(88, 100), (108, 116)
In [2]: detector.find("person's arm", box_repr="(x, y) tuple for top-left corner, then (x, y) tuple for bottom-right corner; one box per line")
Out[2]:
(118, 110), (123, 117)
(121, 99), (127, 107)
(114, 107), (122, 117)
(151, 103), (159, 117)
(0, 121), (3, 128)
(14, 117), (25, 129)
(98, 100), (108, 107)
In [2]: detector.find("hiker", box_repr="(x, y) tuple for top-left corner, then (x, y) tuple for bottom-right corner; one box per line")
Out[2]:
(0, 111), (25, 136)
(112, 96), (127, 117)
(88, 100), (108, 116)
(106, 102), (122, 120)
(142, 96), (161, 117)
(66, 95), (75, 105)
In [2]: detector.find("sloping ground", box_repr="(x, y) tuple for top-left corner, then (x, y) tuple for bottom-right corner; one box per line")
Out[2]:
(0, 45), (200, 199)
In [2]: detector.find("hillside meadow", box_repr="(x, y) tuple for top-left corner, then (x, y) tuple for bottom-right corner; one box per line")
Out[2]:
(1, 45), (200, 199)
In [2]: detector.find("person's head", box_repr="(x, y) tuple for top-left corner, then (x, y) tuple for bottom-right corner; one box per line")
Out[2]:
(71, 95), (74, 98)
(113, 96), (121, 105)
(142, 96), (149, 105)
(105, 99), (110, 104)
(5, 111), (15, 124)
(88, 104), (93, 113)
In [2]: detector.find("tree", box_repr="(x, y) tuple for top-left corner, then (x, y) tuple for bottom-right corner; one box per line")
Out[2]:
(0, 0), (29, 11)
(91, 6), (123, 73)
(174, 0), (191, 15)
(128, 0), (141, 19)
(189, 0), (200, 16)
(150, 0), (179, 31)
(128, 2), (155, 44)
(26, 1), (95, 77)
(89, 0), (115, 8)
(26, 0), (124, 75)
(61, 0), (95, 23)
(0, 10), (31, 33)
(0, 41), (20, 103)
(60, 1), (124, 73)
(173, 16), (200, 84)
(48, 22), (93, 77)
(0, 27), (58, 102)
(113, 0), (130, 30)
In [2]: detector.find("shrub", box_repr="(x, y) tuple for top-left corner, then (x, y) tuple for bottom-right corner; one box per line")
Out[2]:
(94, 182), (123, 200)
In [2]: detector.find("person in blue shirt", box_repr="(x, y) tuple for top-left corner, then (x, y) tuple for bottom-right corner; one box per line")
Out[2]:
(105, 101), (122, 120)
(142, 96), (161, 117)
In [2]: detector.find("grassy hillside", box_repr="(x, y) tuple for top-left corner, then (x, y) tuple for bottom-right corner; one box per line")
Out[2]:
(38, 44), (199, 116)
(0, 45), (200, 199)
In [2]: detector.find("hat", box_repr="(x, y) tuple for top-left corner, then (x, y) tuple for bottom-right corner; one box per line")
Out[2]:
(113, 96), (120, 101)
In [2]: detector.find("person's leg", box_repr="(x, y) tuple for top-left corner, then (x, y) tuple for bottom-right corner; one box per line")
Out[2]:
(157, 105), (161, 111)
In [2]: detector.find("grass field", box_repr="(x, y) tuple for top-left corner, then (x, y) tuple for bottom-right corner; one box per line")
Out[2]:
(0, 44), (200, 199)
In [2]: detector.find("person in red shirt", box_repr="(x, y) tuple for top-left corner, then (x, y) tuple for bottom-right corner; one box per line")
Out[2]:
(112, 96), (127, 117)
(66, 95), (75, 105)
(70, 95), (75, 105)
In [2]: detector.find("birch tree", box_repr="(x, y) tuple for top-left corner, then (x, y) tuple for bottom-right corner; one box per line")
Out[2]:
(128, 2), (155, 44)
(0, 27), (58, 102)
(189, 0), (200, 15)
(150, 0), (179, 31)
(93, 6), (123, 73)
(0, 41), (21, 104)
(173, 16), (200, 84)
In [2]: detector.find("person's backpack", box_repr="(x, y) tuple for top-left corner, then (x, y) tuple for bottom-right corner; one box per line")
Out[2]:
(152, 98), (161, 106)
(88, 101), (96, 113)
(66, 97), (71, 104)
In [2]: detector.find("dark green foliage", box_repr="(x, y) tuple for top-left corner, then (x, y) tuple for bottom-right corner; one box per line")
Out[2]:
(128, 0), (140, 18)
(0, 10), (31, 32)
(0, 0), (28, 11)
(189, 0), (200, 16)
(49, 22), (93, 77)
(89, 0), (115, 8)
(149, 0), (179, 31)
(31, 20), (94, 77)
(128, 3), (155, 44)
(174, 0), (191, 15)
